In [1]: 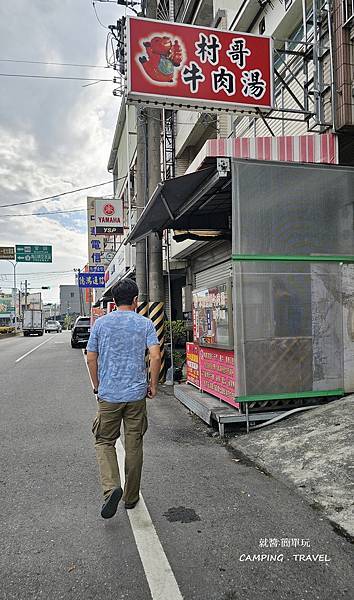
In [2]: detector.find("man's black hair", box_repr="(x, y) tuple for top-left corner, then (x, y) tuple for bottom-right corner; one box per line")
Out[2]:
(112, 278), (139, 306)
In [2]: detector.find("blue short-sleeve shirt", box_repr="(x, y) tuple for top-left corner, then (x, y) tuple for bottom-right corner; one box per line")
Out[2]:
(87, 310), (159, 403)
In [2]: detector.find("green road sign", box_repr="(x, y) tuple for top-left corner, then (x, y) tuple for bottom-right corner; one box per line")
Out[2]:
(16, 245), (52, 263)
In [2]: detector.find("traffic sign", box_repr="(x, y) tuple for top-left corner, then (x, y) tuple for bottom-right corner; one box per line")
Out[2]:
(0, 246), (15, 260)
(15, 245), (52, 263)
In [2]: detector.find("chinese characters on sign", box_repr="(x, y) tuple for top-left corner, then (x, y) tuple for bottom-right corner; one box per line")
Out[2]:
(128, 17), (273, 111)
(0, 246), (15, 260)
(15, 245), (52, 263)
(87, 197), (117, 272)
(87, 197), (97, 271)
(89, 265), (105, 273)
(195, 33), (221, 64)
(186, 342), (200, 388)
(199, 347), (236, 407)
(78, 273), (105, 288)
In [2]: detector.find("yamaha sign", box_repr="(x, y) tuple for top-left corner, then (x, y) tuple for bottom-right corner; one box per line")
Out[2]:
(95, 198), (124, 235)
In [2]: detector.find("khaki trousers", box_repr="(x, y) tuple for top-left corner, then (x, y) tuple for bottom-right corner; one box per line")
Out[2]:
(92, 398), (148, 503)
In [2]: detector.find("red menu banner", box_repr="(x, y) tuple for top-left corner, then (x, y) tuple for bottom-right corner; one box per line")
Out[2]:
(127, 17), (273, 112)
(186, 342), (200, 388)
(199, 347), (237, 407)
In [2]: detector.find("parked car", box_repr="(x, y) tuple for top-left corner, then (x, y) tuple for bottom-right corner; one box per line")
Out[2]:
(71, 316), (91, 348)
(45, 320), (62, 333)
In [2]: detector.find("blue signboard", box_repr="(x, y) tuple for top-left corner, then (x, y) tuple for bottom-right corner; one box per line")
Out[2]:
(89, 265), (105, 273)
(78, 272), (105, 288)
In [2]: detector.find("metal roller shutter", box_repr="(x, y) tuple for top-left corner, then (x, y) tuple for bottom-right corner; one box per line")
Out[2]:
(194, 261), (232, 289)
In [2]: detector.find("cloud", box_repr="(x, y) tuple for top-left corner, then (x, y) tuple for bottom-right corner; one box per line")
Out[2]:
(0, 0), (124, 302)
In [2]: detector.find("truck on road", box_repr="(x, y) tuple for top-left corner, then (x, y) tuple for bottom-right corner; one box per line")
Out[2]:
(23, 309), (44, 336)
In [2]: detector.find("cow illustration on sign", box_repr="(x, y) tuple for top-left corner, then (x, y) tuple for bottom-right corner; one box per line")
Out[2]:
(138, 35), (184, 83)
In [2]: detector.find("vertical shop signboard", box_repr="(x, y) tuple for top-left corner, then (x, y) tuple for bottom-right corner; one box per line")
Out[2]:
(87, 197), (116, 271)
(95, 198), (124, 235)
(199, 347), (237, 408)
(87, 197), (97, 270)
(186, 342), (200, 388)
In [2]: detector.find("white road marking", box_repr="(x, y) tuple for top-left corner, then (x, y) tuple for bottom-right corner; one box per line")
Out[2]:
(116, 442), (184, 600)
(15, 336), (53, 363)
(82, 350), (184, 600)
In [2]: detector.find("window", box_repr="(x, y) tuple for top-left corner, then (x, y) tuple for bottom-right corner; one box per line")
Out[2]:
(343, 0), (354, 26)
(70, 292), (75, 298)
(78, 318), (90, 326)
(193, 281), (233, 349)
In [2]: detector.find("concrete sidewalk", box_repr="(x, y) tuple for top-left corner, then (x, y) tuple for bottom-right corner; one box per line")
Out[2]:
(228, 396), (354, 538)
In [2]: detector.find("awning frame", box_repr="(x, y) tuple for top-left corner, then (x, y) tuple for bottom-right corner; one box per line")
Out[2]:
(126, 167), (231, 244)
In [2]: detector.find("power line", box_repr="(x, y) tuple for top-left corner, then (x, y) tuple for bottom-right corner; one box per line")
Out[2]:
(0, 178), (120, 208)
(0, 208), (87, 218)
(0, 270), (74, 277)
(92, 1), (109, 29)
(0, 72), (112, 82)
(0, 58), (109, 69)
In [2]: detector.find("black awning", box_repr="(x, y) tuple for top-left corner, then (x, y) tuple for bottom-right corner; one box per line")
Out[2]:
(126, 166), (231, 244)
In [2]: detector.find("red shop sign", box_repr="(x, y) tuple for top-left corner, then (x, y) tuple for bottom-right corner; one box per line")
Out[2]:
(199, 347), (237, 407)
(186, 342), (200, 388)
(127, 17), (273, 112)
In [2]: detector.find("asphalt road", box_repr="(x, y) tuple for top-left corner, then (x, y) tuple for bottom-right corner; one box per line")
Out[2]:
(0, 331), (353, 600)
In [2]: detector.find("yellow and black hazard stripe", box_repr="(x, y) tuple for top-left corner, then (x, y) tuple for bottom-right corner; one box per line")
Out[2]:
(137, 302), (150, 369)
(149, 301), (165, 383)
(136, 301), (148, 318)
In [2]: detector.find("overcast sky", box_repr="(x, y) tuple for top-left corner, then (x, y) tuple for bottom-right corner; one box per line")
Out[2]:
(0, 0), (125, 303)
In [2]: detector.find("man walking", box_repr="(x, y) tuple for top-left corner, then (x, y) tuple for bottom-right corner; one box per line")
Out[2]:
(87, 278), (161, 519)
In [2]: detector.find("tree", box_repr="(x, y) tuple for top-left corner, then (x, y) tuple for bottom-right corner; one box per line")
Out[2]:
(63, 314), (75, 330)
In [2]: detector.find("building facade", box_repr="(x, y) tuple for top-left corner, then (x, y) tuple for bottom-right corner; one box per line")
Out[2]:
(59, 285), (88, 317)
(97, 0), (354, 403)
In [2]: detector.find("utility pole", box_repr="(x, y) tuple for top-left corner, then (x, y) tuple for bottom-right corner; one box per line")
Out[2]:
(135, 108), (148, 317)
(146, 0), (165, 381)
(6, 260), (18, 332)
(74, 268), (84, 315)
(132, 0), (165, 380)
(18, 289), (21, 328)
(147, 106), (163, 302)
(24, 279), (28, 311)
